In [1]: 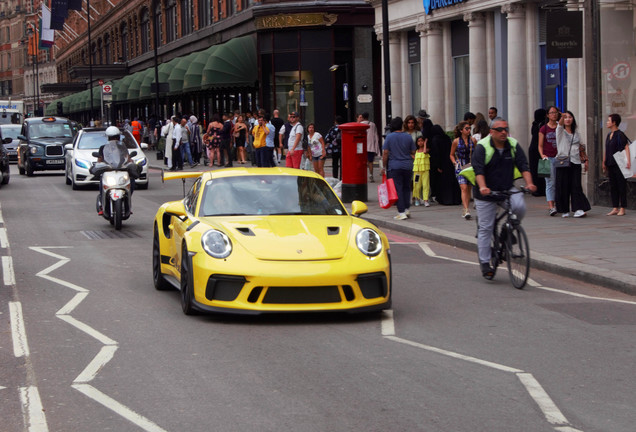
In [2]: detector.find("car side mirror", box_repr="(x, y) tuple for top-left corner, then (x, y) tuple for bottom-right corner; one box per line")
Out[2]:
(141, 143), (149, 150)
(3, 137), (11, 144)
(92, 151), (100, 158)
(350, 200), (368, 216)
(64, 143), (73, 150)
(18, 135), (26, 141)
(129, 150), (138, 158)
(165, 201), (187, 218)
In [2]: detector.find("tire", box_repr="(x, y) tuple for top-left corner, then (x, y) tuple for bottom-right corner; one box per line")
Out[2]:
(66, 166), (72, 185)
(152, 227), (171, 291)
(26, 162), (34, 177)
(180, 243), (197, 315)
(136, 181), (149, 190)
(18, 162), (25, 175)
(1, 170), (9, 185)
(506, 224), (530, 289)
(113, 199), (123, 230)
(71, 176), (79, 190)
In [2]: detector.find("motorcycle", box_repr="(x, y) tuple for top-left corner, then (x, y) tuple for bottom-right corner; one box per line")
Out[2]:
(89, 142), (141, 230)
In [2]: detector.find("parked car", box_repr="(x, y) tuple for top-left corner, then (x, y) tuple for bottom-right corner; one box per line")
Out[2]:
(17, 116), (78, 176)
(64, 127), (149, 189)
(0, 131), (11, 186)
(0, 124), (20, 162)
(154, 167), (391, 315)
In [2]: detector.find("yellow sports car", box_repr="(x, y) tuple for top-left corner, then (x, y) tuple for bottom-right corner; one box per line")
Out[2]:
(153, 167), (391, 315)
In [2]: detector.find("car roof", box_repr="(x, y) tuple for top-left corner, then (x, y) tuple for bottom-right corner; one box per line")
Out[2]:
(25, 116), (73, 124)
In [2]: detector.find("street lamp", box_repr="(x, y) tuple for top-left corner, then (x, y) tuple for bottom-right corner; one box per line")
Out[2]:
(330, 63), (351, 122)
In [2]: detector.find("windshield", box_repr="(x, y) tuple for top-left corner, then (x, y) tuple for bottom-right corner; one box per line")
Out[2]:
(78, 131), (138, 150)
(101, 141), (130, 169)
(29, 122), (73, 139)
(0, 125), (20, 139)
(199, 175), (346, 217)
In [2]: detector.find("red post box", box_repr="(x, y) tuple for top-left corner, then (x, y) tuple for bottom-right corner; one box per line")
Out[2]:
(339, 122), (369, 203)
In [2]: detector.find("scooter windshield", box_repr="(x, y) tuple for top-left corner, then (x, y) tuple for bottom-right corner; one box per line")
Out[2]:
(102, 141), (128, 169)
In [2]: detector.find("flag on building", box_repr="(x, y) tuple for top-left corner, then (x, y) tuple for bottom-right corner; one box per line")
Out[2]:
(50, 0), (69, 30)
(68, 0), (82, 11)
(41, 4), (55, 47)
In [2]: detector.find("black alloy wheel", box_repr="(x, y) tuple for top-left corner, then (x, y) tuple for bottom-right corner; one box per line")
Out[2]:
(152, 227), (171, 291)
(180, 244), (197, 315)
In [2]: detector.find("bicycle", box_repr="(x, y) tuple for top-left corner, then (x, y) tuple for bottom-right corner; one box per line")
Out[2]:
(480, 188), (531, 289)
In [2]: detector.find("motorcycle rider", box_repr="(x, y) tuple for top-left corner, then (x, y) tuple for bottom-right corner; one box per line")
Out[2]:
(96, 126), (135, 216)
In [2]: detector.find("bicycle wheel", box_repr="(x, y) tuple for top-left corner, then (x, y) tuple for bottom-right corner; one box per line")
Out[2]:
(487, 231), (499, 279)
(506, 224), (530, 289)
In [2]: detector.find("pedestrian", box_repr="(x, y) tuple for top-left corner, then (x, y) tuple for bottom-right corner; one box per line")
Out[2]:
(403, 114), (422, 144)
(284, 111), (304, 169)
(204, 114), (223, 167)
(325, 116), (343, 179)
(451, 120), (476, 219)
(264, 113), (276, 167)
(488, 107), (498, 126)
(233, 114), (249, 164)
(131, 117), (142, 145)
(463, 112), (476, 127)
(471, 118), (536, 279)
(539, 106), (560, 216)
(603, 113), (631, 216)
(554, 110), (590, 218)
(271, 109), (285, 164)
(528, 109), (547, 197)
(251, 114), (269, 167)
(412, 135), (431, 207)
(162, 116), (175, 169)
(472, 119), (490, 142)
(188, 115), (202, 167)
(381, 117), (416, 220)
(307, 123), (327, 177)
(358, 112), (380, 182)
(171, 117), (184, 171)
(219, 113), (233, 167)
(415, 109), (430, 131)
(180, 117), (195, 168)
(429, 124), (461, 205)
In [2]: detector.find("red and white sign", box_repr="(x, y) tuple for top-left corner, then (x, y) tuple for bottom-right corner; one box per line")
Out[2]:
(102, 84), (112, 94)
(611, 62), (631, 80)
(98, 79), (104, 85)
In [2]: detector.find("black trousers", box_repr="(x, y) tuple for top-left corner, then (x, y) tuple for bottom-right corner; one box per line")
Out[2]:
(608, 164), (627, 208)
(555, 163), (591, 213)
(172, 144), (183, 169)
(331, 153), (341, 179)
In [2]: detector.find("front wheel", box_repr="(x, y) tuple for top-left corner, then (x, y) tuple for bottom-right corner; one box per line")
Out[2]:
(152, 227), (171, 291)
(26, 162), (34, 177)
(113, 199), (123, 230)
(180, 244), (197, 315)
(506, 224), (530, 289)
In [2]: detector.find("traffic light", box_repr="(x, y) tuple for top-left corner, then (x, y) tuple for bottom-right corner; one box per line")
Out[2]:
(57, 102), (63, 116)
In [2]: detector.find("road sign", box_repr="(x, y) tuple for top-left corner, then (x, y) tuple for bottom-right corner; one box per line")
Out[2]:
(612, 62), (631, 80)
(98, 79), (104, 85)
(102, 84), (112, 102)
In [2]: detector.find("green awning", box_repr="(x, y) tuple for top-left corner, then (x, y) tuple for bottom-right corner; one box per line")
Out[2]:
(44, 102), (56, 115)
(69, 92), (84, 113)
(126, 71), (148, 101)
(139, 69), (157, 99)
(114, 74), (135, 101)
(167, 52), (199, 94)
(201, 35), (257, 89)
(183, 46), (217, 92)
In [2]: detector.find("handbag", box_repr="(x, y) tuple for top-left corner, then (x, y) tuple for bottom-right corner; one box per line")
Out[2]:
(378, 174), (398, 209)
(537, 158), (551, 177)
(555, 134), (574, 168)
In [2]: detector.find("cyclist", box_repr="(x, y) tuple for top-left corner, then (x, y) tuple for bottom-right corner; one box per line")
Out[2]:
(470, 118), (537, 279)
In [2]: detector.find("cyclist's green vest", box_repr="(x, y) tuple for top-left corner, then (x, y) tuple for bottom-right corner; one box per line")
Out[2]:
(459, 136), (523, 186)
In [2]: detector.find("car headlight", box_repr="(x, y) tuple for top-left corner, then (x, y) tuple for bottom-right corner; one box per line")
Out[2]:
(201, 229), (232, 259)
(29, 145), (40, 155)
(136, 157), (147, 167)
(75, 158), (91, 169)
(356, 228), (382, 257)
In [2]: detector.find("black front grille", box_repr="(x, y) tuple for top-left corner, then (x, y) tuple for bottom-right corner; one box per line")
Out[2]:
(357, 272), (388, 299)
(205, 275), (246, 301)
(45, 145), (64, 156)
(263, 286), (341, 304)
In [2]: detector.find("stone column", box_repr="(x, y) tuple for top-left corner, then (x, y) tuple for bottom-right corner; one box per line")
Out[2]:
(388, 32), (403, 118)
(503, 3), (528, 145)
(465, 12), (488, 113)
(426, 22), (444, 123)
(417, 21), (428, 113)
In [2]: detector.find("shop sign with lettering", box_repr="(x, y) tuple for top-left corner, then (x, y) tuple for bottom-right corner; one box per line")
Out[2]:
(423, 0), (466, 15)
(546, 11), (583, 59)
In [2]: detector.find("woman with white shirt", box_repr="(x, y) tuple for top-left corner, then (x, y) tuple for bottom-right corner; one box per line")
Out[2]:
(554, 110), (590, 218)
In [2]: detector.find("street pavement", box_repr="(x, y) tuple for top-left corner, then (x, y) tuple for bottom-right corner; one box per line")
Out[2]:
(150, 156), (636, 296)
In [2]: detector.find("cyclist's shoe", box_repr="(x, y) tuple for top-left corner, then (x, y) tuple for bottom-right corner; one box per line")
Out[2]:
(481, 262), (495, 280)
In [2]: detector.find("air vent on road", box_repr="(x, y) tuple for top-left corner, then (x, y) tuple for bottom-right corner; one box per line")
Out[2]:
(80, 230), (142, 240)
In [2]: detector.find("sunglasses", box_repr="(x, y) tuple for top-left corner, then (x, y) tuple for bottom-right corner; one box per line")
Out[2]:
(491, 127), (509, 133)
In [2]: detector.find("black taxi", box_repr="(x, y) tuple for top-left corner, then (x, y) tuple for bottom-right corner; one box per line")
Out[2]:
(18, 117), (78, 176)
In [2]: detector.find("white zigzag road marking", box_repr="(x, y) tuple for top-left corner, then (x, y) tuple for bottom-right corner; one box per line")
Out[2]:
(381, 242), (586, 431)
(31, 247), (168, 432)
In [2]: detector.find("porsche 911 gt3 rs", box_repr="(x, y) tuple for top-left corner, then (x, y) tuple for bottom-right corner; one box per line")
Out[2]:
(153, 167), (391, 315)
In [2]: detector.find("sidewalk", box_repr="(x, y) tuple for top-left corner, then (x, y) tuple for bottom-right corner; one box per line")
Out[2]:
(151, 157), (636, 295)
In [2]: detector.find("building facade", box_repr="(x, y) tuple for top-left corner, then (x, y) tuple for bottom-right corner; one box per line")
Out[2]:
(370, 0), (636, 207)
(51, 0), (382, 136)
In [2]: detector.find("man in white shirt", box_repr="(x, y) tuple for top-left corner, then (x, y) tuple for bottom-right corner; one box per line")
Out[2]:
(284, 111), (304, 169)
(171, 117), (185, 171)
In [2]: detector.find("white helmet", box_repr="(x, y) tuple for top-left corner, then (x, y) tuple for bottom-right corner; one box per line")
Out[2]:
(105, 126), (120, 140)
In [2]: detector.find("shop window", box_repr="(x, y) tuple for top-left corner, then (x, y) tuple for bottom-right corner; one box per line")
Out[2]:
(180, 0), (193, 36)
(153, 0), (162, 47)
(198, 0), (211, 28)
(104, 34), (111, 63)
(165, 0), (177, 43)
(121, 23), (129, 61)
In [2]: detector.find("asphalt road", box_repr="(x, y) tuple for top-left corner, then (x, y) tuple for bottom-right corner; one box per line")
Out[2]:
(1, 165), (635, 432)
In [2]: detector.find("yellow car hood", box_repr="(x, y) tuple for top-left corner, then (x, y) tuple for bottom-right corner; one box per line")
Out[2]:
(209, 216), (353, 261)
